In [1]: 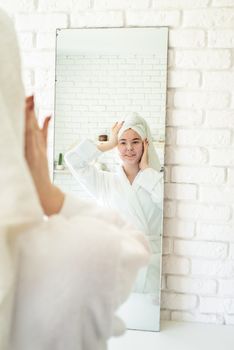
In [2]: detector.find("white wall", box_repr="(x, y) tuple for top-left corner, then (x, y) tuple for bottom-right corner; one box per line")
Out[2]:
(1, 0), (234, 326)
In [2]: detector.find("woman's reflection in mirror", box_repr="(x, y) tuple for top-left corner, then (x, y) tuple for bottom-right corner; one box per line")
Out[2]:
(65, 112), (163, 296)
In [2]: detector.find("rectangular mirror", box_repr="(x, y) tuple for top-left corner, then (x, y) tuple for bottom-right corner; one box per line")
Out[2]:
(54, 27), (168, 332)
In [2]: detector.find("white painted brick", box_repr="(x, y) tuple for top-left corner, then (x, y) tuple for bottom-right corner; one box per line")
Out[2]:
(169, 30), (205, 48)
(38, 0), (90, 11)
(152, 0), (210, 8)
(35, 69), (55, 89)
(22, 69), (34, 95)
(205, 110), (234, 128)
(228, 169), (234, 185)
(165, 127), (176, 145)
(160, 310), (171, 320)
(162, 256), (190, 274)
(191, 259), (234, 278)
(203, 72), (234, 90)
(168, 49), (174, 68)
(219, 280), (234, 296)
(174, 240), (228, 259)
(164, 218), (195, 238)
(18, 32), (34, 50)
(21, 52), (55, 69)
(23, 69), (34, 87)
(36, 89), (55, 109)
(225, 315), (234, 325)
(167, 276), (217, 294)
(164, 166), (170, 183)
(162, 238), (173, 255)
(71, 11), (123, 27)
(15, 14), (68, 31)
(174, 91), (229, 109)
(164, 200), (177, 218)
(208, 30), (234, 48)
(200, 297), (234, 314)
(231, 94), (234, 109)
(212, 0), (234, 6)
(171, 311), (223, 324)
(166, 90), (174, 108)
(171, 166), (225, 185)
(165, 146), (208, 165)
(175, 50), (231, 69)
(177, 129), (231, 147)
(161, 292), (197, 310)
(183, 9), (234, 28)
(197, 223), (234, 242)
(229, 244), (234, 259)
(37, 33), (56, 49)
(177, 203), (230, 222)
(126, 10), (180, 27)
(161, 275), (167, 290)
(0, 0), (35, 14)
(200, 186), (234, 204)
(168, 71), (200, 88)
(164, 183), (197, 200)
(209, 148), (234, 166)
(167, 110), (203, 127)
(93, 0), (150, 9)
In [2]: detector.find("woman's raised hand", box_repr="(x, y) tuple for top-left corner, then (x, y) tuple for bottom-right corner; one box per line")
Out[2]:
(139, 138), (149, 171)
(25, 95), (64, 215)
(98, 121), (124, 152)
(25, 95), (51, 187)
(110, 121), (124, 146)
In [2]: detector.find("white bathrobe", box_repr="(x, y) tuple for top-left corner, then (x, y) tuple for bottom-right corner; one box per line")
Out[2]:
(65, 139), (164, 293)
(0, 8), (150, 350)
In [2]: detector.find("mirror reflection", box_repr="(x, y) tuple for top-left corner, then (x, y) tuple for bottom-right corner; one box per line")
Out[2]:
(54, 28), (168, 331)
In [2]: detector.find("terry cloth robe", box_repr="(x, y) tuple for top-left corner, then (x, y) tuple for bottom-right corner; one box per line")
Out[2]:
(65, 139), (164, 293)
(0, 8), (150, 350)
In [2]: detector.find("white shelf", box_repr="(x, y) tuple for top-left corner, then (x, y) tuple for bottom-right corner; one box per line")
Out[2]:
(53, 169), (71, 174)
(108, 320), (234, 350)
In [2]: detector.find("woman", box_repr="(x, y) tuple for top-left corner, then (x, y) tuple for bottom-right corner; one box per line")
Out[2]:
(0, 8), (150, 350)
(65, 113), (164, 294)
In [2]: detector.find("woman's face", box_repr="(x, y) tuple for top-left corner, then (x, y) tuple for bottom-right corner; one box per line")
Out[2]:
(117, 129), (143, 166)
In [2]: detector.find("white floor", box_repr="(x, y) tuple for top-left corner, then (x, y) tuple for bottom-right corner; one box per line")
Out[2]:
(108, 320), (234, 350)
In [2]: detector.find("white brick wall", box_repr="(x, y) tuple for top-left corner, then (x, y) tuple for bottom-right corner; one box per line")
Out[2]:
(2, 0), (234, 326)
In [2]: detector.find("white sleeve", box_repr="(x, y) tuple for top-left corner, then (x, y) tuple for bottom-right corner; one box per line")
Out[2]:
(60, 193), (148, 236)
(12, 212), (150, 349)
(135, 168), (164, 209)
(64, 139), (110, 202)
(60, 192), (102, 219)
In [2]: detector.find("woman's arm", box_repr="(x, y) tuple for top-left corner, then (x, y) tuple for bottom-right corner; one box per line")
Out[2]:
(25, 96), (65, 216)
(64, 121), (124, 201)
(97, 121), (124, 152)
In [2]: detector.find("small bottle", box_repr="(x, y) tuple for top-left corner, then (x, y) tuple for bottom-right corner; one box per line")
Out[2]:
(56, 153), (64, 170)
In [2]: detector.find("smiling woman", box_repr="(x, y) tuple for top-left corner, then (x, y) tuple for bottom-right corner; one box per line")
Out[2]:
(65, 112), (164, 330)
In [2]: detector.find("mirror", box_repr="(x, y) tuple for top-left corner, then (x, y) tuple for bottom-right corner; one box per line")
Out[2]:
(54, 27), (168, 332)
